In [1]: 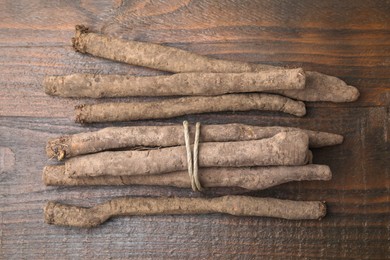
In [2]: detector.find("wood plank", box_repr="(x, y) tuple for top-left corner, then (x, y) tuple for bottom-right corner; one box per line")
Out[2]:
(1, 0), (389, 46)
(1, 0), (389, 258)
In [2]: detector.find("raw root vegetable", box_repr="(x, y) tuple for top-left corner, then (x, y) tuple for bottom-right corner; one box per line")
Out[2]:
(75, 93), (306, 123)
(72, 25), (273, 74)
(43, 164), (332, 190)
(44, 196), (327, 227)
(64, 131), (310, 178)
(72, 25), (359, 102)
(46, 124), (343, 160)
(268, 71), (360, 102)
(43, 68), (306, 98)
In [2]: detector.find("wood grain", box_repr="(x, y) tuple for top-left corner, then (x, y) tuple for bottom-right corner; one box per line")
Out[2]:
(0, 0), (389, 258)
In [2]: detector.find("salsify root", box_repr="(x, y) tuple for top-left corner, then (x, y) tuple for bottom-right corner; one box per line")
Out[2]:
(44, 196), (327, 227)
(64, 132), (310, 178)
(72, 25), (359, 102)
(268, 71), (359, 102)
(44, 68), (306, 98)
(46, 124), (343, 160)
(72, 25), (274, 74)
(43, 164), (331, 190)
(75, 93), (306, 123)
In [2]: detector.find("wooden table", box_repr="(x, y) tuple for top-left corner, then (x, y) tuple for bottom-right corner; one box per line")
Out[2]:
(1, 0), (389, 258)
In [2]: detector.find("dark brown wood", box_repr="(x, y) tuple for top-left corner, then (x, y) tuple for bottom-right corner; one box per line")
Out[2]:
(0, 0), (389, 258)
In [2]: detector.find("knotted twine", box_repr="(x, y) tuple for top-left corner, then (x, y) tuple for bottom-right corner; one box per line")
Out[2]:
(183, 121), (203, 192)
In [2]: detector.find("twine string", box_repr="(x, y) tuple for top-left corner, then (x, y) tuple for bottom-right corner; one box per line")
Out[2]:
(183, 121), (203, 192)
(193, 122), (202, 191)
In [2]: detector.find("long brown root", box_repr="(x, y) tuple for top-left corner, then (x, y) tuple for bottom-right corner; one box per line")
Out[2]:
(74, 93), (306, 123)
(44, 196), (326, 227)
(43, 164), (331, 190)
(44, 68), (306, 98)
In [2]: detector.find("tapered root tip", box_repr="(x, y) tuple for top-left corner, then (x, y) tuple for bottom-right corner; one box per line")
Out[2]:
(326, 78), (360, 102)
(295, 68), (306, 89)
(322, 165), (332, 181)
(333, 134), (344, 145)
(302, 201), (327, 220)
(329, 80), (360, 102)
(283, 99), (306, 117)
(318, 202), (327, 220)
(308, 131), (344, 148)
(345, 85), (360, 102)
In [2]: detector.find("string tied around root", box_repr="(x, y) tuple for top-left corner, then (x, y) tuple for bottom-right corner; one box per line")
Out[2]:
(183, 121), (203, 192)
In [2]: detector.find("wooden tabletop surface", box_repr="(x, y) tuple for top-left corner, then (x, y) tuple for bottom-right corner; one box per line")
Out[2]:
(1, 0), (389, 258)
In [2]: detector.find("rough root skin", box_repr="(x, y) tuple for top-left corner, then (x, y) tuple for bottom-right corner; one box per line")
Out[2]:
(74, 93), (306, 123)
(43, 68), (306, 98)
(43, 164), (332, 190)
(44, 196), (327, 227)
